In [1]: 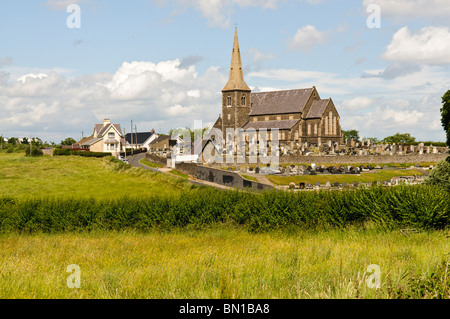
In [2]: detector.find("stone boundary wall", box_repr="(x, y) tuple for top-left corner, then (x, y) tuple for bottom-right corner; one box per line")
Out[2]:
(196, 166), (273, 191)
(144, 153), (272, 191)
(201, 153), (449, 168)
(145, 153), (167, 165)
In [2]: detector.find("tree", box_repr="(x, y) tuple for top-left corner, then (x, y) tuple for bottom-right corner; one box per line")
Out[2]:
(425, 158), (450, 192)
(382, 132), (416, 144)
(22, 137), (29, 145)
(8, 137), (18, 145)
(441, 90), (450, 147)
(61, 137), (77, 146)
(342, 129), (359, 141)
(363, 137), (380, 144)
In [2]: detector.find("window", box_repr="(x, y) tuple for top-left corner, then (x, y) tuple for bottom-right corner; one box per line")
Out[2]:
(324, 117), (328, 135)
(277, 116), (281, 121)
(289, 115), (293, 120)
(110, 144), (115, 151)
(227, 95), (232, 107)
(241, 94), (246, 106)
(307, 124), (311, 135)
(314, 124), (318, 135)
(108, 132), (114, 139)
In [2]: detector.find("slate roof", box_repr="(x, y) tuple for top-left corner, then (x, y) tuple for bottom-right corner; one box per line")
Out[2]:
(250, 88), (314, 116)
(94, 123), (122, 136)
(79, 136), (102, 146)
(305, 99), (330, 119)
(149, 135), (171, 145)
(243, 119), (299, 130)
(125, 132), (154, 145)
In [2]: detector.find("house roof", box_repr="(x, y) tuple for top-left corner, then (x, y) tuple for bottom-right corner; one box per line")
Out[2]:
(243, 119), (299, 130)
(94, 123), (122, 137)
(149, 135), (170, 145)
(305, 99), (330, 119)
(125, 132), (154, 145)
(79, 136), (102, 146)
(250, 88), (314, 116)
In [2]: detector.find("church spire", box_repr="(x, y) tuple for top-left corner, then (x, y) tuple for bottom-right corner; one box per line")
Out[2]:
(222, 28), (251, 92)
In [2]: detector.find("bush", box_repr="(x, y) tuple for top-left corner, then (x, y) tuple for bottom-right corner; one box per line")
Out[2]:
(52, 148), (110, 158)
(425, 157), (450, 192)
(53, 148), (71, 156)
(25, 147), (44, 157)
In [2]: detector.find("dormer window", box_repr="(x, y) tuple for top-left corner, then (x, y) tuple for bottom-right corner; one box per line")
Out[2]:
(241, 94), (246, 106)
(108, 132), (115, 139)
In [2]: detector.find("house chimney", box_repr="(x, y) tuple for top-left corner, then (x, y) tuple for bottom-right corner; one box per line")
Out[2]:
(103, 119), (111, 126)
(151, 128), (155, 134)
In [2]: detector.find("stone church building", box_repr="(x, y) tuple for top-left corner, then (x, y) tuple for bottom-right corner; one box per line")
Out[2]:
(211, 28), (343, 154)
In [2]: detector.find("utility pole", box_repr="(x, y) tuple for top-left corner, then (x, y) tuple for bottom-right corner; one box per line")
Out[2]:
(135, 124), (137, 151)
(123, 128), (127, 161)
(131, 120), (134, 155)
(29, 135), (32, 156)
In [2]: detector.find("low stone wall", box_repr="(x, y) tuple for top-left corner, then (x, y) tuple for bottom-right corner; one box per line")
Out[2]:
(201, 153), (448, 168)
(196, 166), (272, 191)
(145, 153), (167, 165)
(278, 153), (449, 165)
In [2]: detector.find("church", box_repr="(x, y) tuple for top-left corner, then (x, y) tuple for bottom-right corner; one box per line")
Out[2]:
(210, 28), (343, 155)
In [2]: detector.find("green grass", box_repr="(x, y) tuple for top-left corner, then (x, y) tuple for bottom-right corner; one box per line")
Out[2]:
(139, 159), (164, 168)
(168, 169), (190, 179)
(241, 174), (258, 182)
(0, 226), (448, 298)
(267, 169), (424, 185)
(0, 153), (189, 199)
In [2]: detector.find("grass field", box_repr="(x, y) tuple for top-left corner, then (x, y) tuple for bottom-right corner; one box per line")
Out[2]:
(0, 152), (448, 299)
(267, 169), (425, 185)
(0, 153), (189, 199)
(0, 226), (448, 299)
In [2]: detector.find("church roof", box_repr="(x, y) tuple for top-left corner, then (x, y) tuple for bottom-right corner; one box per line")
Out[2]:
(243, 119), (299, 130)
(305, 99), (330, 119)
(222, 28), (251, 92)
(249, 88), (314, 116)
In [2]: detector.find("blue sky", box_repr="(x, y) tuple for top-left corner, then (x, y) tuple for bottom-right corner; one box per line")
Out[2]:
(1, 0), (450, 143)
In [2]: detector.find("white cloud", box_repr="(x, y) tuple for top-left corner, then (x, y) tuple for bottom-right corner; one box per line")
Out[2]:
(288, 25), (326, 51)
(0, 59), (225, 141)
(363, 0), (450, 19)
(44, 0), (84, 10)
(341, 97), (374, 111)
(383, 26), (450, 65)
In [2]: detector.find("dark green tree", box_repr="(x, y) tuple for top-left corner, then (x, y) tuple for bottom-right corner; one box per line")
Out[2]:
(382, 132), (415, 144)
(441, 90), (450, 147)
(342, 129), (360, 141)
(61, 137), (77, 146)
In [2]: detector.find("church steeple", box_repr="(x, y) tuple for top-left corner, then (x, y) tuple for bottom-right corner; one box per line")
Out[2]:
(222, 28), (251, 92)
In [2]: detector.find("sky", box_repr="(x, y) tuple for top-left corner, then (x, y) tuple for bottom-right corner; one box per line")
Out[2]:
(1, 0), (449, 143)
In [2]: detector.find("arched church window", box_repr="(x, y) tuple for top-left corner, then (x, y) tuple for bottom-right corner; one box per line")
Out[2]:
(241, 94), (246, 106)
(227, 95), (232, 107)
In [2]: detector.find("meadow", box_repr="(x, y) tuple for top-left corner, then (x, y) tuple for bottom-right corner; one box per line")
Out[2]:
(0, 152), (448, 299)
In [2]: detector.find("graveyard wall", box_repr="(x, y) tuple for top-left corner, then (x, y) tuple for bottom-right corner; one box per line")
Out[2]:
(200, 153), (448, 167)
(195, 166), (273, 191)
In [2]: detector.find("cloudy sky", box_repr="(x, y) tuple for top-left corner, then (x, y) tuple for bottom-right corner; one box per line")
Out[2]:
(1, 0), (449, 143)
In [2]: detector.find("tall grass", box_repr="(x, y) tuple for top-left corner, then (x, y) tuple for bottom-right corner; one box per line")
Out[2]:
(0, 185), (448, 234)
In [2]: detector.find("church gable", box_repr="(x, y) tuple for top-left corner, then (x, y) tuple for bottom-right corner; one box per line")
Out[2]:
(305, 99), (330, 119)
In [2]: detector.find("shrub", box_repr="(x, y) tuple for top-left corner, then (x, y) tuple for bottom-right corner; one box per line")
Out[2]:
(25, 147), (44, 157)
(425, 157), (450, 192)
